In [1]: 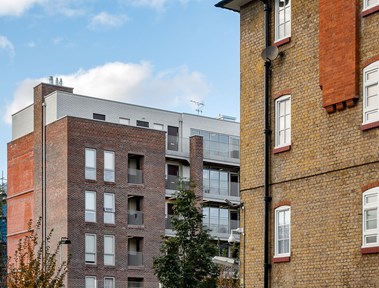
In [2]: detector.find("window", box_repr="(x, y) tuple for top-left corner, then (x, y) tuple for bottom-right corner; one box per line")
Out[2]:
(128, 155), (144, 184)
(275, 95), (291, 148)
(203, 206), (230, 234)
(136, 120), (149, 127)
(85, 191), (96, 222)
(154, 123), (164, 130)
(363, 62), (379, 125)
(128, 278), (144, 288)
(274, 206), (291, 257)
(104, 277), (115, 288)
(128, 237), (143, 266)
(85, 148), (96, 180)
(364, 0), (379, 10)
(275, 0), (291, 42)
(104, 151), (115, 182)
(85, 276), (97, 288)
(104, 193), (115, 224)
(119, 117), (130, 125)
(85, 234), (96, 264)
(362, 188), (379, 247)
(167, 126), (179, 151)
(93, 113), (106, 121)
(128, 197), (143, 226)
(104, 235), (115, 266)
(191, 129), (240, 160)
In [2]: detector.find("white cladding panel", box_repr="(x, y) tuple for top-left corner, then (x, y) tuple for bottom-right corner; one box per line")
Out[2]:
(12, 105), (34, 140)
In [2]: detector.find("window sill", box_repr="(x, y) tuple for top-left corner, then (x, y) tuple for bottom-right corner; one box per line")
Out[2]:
(361, 246), (379, 254)
(104, 181), (116, 185)
(273, 145), (291, 154)
(128, 224), (145, 229)
(104, 223), (116, 227)
(272, 256), (290, 263)
(362, 5), (379, 17)
(128, 265), (144, 270)
(85, 179), (97, 183)
(361, 120), (379, 131)
(274, 37), (291, 47)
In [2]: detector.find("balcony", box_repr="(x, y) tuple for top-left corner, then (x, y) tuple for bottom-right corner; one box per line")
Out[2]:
(203, 220), (240, 240)
(128, 281), (144, 288)
(166, 175), (178, 190)
(128, 211), (144, 226)
(165, 136), (240, 164)
(128, 168), (143, 184)
(128, 251), (143, 267)
(203, 184), (240, 201)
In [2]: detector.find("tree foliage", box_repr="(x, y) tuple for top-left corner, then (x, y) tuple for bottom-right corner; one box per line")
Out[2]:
(153, 181), (218, 288)
(7, 218), (69, 288)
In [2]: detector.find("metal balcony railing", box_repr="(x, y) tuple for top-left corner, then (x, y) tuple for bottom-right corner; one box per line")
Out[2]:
(128, 211), (144, 226)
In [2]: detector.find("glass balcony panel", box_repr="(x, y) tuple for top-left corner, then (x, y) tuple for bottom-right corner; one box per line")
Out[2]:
(165, 216), (174, 229)
(166, 175), (178, 190)
(128, 251), (143, 266)
(128, 281), (144, 288)
(128, 211), (144, 226)
(128, 169), (143, 184)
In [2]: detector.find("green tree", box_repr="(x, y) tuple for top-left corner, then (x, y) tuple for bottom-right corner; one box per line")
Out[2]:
(7, 218), (69, 288)
(153, 180), (218, 288)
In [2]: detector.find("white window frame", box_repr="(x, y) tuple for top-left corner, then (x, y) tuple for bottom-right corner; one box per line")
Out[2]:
(275, 95), (291, 148)
(85, 234), (96, 264)
(104, 277), (115, 288)
(104, 193), (115, 224)
(85, 276), (97, 288)
(364, 0), (379, 10)
(274, 206), (291, 257)
(104, 235), (115, 266)
(275, 0), (291, 42)
(363, 61), (379, 125)
(119, 117), (130, 125)
(362, 187), (379, 248)
(85, 148), (96, 180)
(85, 191), (96, 223)
(104, 151), (115, 182)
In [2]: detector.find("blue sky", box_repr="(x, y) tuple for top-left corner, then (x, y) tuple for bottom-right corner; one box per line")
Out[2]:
(0, 0), (240, 177)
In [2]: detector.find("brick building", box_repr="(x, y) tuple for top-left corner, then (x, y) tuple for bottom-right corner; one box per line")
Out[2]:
(217, 0), (379, 287)
(7, 82), (240, 287)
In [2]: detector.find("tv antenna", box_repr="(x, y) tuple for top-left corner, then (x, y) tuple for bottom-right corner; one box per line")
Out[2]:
(191, 100), (204, 115)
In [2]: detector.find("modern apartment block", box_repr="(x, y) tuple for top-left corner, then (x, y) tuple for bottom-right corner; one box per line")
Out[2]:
(217, 0), (379, 287)
(7, 82), (240, 287)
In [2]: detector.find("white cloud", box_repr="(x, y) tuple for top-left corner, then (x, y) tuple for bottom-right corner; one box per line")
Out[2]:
(0, 0), (43, 16)
(89, 12), (129, 28)
(0, 36), (15, 57)
(125, 0), (189, 11)
(4, 61), (210, 124)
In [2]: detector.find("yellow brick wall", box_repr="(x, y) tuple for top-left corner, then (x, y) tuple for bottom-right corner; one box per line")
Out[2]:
(239, 0), (379, 287)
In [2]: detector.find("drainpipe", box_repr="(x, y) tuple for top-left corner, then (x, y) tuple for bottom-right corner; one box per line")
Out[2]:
(261, 1), (272, 288)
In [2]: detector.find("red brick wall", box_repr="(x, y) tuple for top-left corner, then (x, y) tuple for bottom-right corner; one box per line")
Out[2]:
(319, 0), (359, 113)
(189, 135), (204, 198)
(63, 117), (166, 286)
(7, 133), (34, 258)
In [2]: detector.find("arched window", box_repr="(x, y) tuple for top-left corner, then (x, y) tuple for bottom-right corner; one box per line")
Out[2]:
(274, 205), (291, 257)
(275, 95), (291, 148)
(363, 61), (379, 125)
(362, 187), (379, 248)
